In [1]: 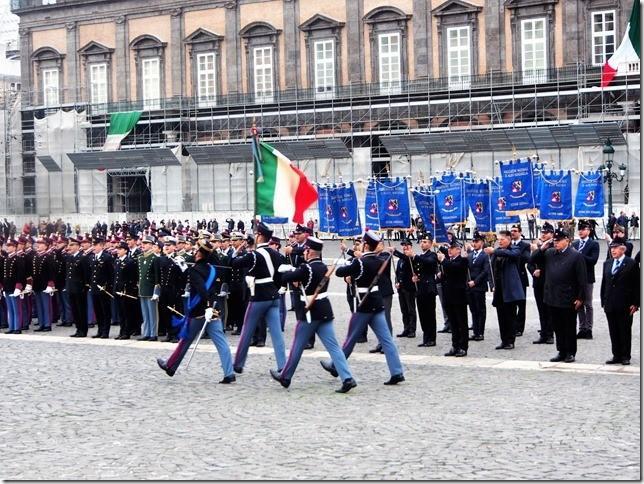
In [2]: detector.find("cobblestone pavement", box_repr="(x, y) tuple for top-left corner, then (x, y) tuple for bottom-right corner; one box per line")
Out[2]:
(0, 241), (640, 479)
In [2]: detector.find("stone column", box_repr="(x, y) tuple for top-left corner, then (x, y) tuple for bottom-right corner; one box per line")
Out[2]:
(225, 0), (240, 94)
(485, 0), (502, 72)
(283, 0), (300, 89)
(19, 27), (32, 105)
(170, 7), (184, 98)
(65, 21), (78, 103)
(413, 0), (429, 79)
(115, 15), (129, 102)
(346, 0), (364, 83)
(563, 0), (580, 65)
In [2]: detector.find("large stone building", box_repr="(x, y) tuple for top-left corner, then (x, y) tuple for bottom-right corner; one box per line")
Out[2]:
(8, 0), (641, 223)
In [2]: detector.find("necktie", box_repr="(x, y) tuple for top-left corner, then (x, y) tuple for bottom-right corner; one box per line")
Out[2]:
(473, 251), (479, 261)
(579, 240), (586, 251)
(612, 260), (621, 275)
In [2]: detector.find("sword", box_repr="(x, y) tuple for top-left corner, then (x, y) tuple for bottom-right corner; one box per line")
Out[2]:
(184, 307), (221, 370)
(115, 291), (138, 300)
(96, 284), (114, 299)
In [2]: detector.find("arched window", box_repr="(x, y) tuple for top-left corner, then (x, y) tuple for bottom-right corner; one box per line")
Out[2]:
(300, 14), (344, 100)
(184, 28), (224, 107)
(31, 46), (65, 107)
(130, 34), (166, 110)
(78, 41), (114, 108)
(240, 22), (281, 103)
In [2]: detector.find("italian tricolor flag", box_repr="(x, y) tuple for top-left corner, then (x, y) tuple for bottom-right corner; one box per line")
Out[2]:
(103, 111), (142, 151)
(255, 141), (318, 224)
(601, 0), (640, 87)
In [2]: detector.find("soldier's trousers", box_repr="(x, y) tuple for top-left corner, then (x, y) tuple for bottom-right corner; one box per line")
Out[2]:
(398, 289), (417, 334)
(165, 318), (234, 378)
(86, 292), (96, 325)
(234, 299), (286, 371)
(140, 297), (158, 338)
(159, 292), (179, 338)
(21, 294), (32, 329)
(576, 283), (594, 332)
(227, 289), (247, 330)
(34, 291), (53, 329)
(59, 291), (73, 324)
(550, 306), (577, 357)
(466, 290), (486, 337)
(496, 301), (518, 345)
(5, 293), (21, 331)
(117, 295), (139, 337)
(282, 319), (352, 382)
(92, 292), (112, 337)
(69, 291), (88, 336)
(445, 303), (468, 352)
(606, 310), (633, 361)
(340, 310), (403, 377)
(416, 293), (437, 343)
(533, 284), (553, 339)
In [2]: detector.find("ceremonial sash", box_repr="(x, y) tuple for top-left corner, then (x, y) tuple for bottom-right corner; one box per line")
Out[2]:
(171, 264), (216, 339)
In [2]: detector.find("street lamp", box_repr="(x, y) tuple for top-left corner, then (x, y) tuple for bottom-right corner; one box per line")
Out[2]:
(598, 138), (627, 218)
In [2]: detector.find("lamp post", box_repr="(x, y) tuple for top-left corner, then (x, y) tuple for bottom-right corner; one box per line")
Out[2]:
(598, 138), (627, 218)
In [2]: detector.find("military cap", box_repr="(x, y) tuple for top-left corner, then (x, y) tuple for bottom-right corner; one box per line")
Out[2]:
(541, 222), (555, 234)
(577, 219), (591, 230)
(6, 239), (16, 247)
(117, 241), (129, 250)
(141, 235), (156, 245)
(177, 235), (187, 243)
(256, 222), (273, 238)
(305, 236), (324, 251)
(269, 236), (281, 246)
(363, 231), (381, 245)
(613, 224), (626, 233)
(609, 236), (627, 247)
(57, 235), (68, 243)
(211, 233), (222, 242)
(186, 237), (195, 244)
(198, 229), (212, 239)
(80, 235), (92, 244)
(221, 231), (231, 240)
(448, 238), (463, 248)
(230, 231), (244, 241)
(196, 239), (214, 254)
(418, 231), (434, 241)
(400, 239), (413, 246)
(553, 228), (570, 240)
(472, 231), (485, 241)
(92, 236), (105, 244)
(68, 237), (81, 245)
(125, 233), (138, 241)
(17, 235), (27, 244)
(511, 224), (522, 231)
(294, 224), (313, 235)
(35, 237), (49, 245)
(163, 236), (177, 245)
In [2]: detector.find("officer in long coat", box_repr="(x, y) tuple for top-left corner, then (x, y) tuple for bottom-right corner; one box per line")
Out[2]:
(465, 231), (490, 341)
(65, 237), (90, 337)
(113, 241), (139, 339)
(437, 239), (469, 356)
(89, 237), (115, 338)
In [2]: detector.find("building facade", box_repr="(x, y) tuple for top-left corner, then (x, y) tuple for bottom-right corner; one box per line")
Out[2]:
(8, 0), (641, 221)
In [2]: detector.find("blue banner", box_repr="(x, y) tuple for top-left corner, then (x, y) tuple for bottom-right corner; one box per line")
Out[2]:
(465, 181), (492, 232)
(574, 171), (605, 218)
(490, 179), (520, 227)
(532, 166), (544, 210)
(261, 216), (288, 224)
(432, 176), (466, 224)
(500, 158), (537, 211)
(539, 171), (573, 220)
(316, 185), (337, 233)
(375, 178), (411, 229)
(411, 188), (449, 243)
(334, 183), (362, 237)
(364, 181), (381, 231)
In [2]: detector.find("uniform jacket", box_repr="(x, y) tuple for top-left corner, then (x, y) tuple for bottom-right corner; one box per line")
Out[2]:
(377, 252), (394, 298)
(512, 239), (531, 288)
(3, 252), (25, 292)
(113, 255), (139, 296)
(336, 251), (384, 313)
(491, 246), (526, 304)
(440, 255), (469, 304)
(187, 259), (218, 317)
(530, 246), (587, 308)
(64, 251), (89, 294)
(572, 238), (600, 284)
(231, 243), (283, 301)
(137, 251), (160, 297)
(53, 248), (66, 290)
(467, 249), (490, 293)
(281, 258), (333, 322)
(600, 256), (640, 312)
(413, 249), (438, 296)
(30, 250), (55, 291)
(90, 251), (115, 293)
(394, 255), (417, 293)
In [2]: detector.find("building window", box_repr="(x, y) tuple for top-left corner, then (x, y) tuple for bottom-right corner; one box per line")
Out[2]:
(89, 63), (108, 105)
(196, 53), (217, 106)
(592, 10), (616, 66)
(43, 68), (59, 107)
(142, 57), (160, 110)
(378, 32), (401, 94)
(447, 26), (471, 89)
(184, 28), (223, 108)
(253, 46), (274, 103)
(521, 18), (547, 84)
(314, 39), (335, 99)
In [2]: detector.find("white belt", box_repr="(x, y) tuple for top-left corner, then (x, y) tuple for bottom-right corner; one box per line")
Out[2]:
(255, 277), (273, 284)
(357, 286), (378, 293)
(300, 292), (328, 303)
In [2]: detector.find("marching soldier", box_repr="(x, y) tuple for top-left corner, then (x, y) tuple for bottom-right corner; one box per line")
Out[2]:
(157, 237), (184, 343)
(137, 235), (161, 341)
(89, 237), (114, 339)
(66, 237), (90, 338)
(601, 236), (640, 365)
(268, 236), (288, 332)
(3, 239), (25, 334)
(156, 239), (235, 383)
(31, 237), (56, 332)
(231, 222), (287, 374)
(413, 232), (439, 347)
(321, 231), (405, 385)
(530, 228), (587, 363)
(113, 241), (139, 339)
(285, 224), (315, 349)
(271, 237), (357, 393)
(572, 220), (600, 339)
(392, 239), (418, 339)
(466, 231), (490, 342)
(436, 239), (469, 356)
(528, 222), (555, 344)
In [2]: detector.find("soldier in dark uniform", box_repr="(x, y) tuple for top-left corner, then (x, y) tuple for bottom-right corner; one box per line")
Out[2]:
(157, 239), (235, 383)
(509, 224), (531, 336)
(226, 232), (249, 337)
(437, 239), (469, 356)
(367, 240), (395, 354)
(31, 237), (56, 332)
(268, 236), (288, 332)
(80, 235), (96, 329)
(321, 231), (405, 385)
(466, 231), (490, 342)
(392, 239), (418, 339)
(113, 241), (139, 339)
(3, 239), (25, 334)
(572, 220), (600, 339)
(530, 228), (587, 363)
(528, 222), (555, 344)
(413, 232), (439, 346)
(53, 235), (72, 327)
(17, 236), (33, 330)
(601, 236), (640, 365)
(157, 237), (184, 343)
(89, 237), (115, 338)
(126, 234), (141, 259)
(231, 222), (287, 373)
(66, 237), (90, 337)
(271, 237), (357, 393)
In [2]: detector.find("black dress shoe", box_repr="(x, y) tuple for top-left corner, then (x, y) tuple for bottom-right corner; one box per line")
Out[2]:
(356, 337), (368, 343)
(545, 338), (554, 344)
(396, 331), (409, 338)
(407, 332), (416, 338)
(426, 341), (436, 346)
(454, 349), (467, 357)
(34, 327), (51, 332)
(605, 358), (621, 364)
(303, 343), (314, 350)
(4, 329), (15, 334)
(55, 322), (66, 327)
(444, 348), (457, 357)
(417, 342), (429, 347)
(233, 366), (244, 374)
(533, 338), (548, 344)
(515, 331), (523, 337)
(384, 374), (405, 385)
(369, 344), (383, 353)
(231, 330), (241, 336)
(336, 378), (357, 393)
(621, 359), (631, 365)
(91, 334), (101, 338)
(320, 360), (338, 378)
(156, 358), (175, 377)
(99, 335), (109, 339)
(169, 337), (179, 343)
(61, 322), (73, 327)
(69, 333), (84, 338)
(148, 337), (158, 342)
(219, 374), (236, 384)
(270, 369), (290, 388)
(564, 355), (575, 363)
(549, 353), (565, 362)
(255, 342), (266, 348)
(137, 336), (150, 341)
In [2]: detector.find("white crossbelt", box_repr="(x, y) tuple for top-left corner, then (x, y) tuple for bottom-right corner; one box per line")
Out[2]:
(300, 292), (328, 303)
(255, 277), (274, 284)
(357, 286), (378, 293)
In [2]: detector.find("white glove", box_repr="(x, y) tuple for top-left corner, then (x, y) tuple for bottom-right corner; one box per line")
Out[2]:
(174, 256), (188, 272)
(151, 294), (159, 301)
(25, 284), (32, 293)
(44, 286), (55, 295)
(205, 307), (214, 322)
(278, 264), (295, 273)
(278, 286), (286, 295)
(336, 259), (351, 267)
(182, 290), (190, 298)
(12, 288), (20, 297)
